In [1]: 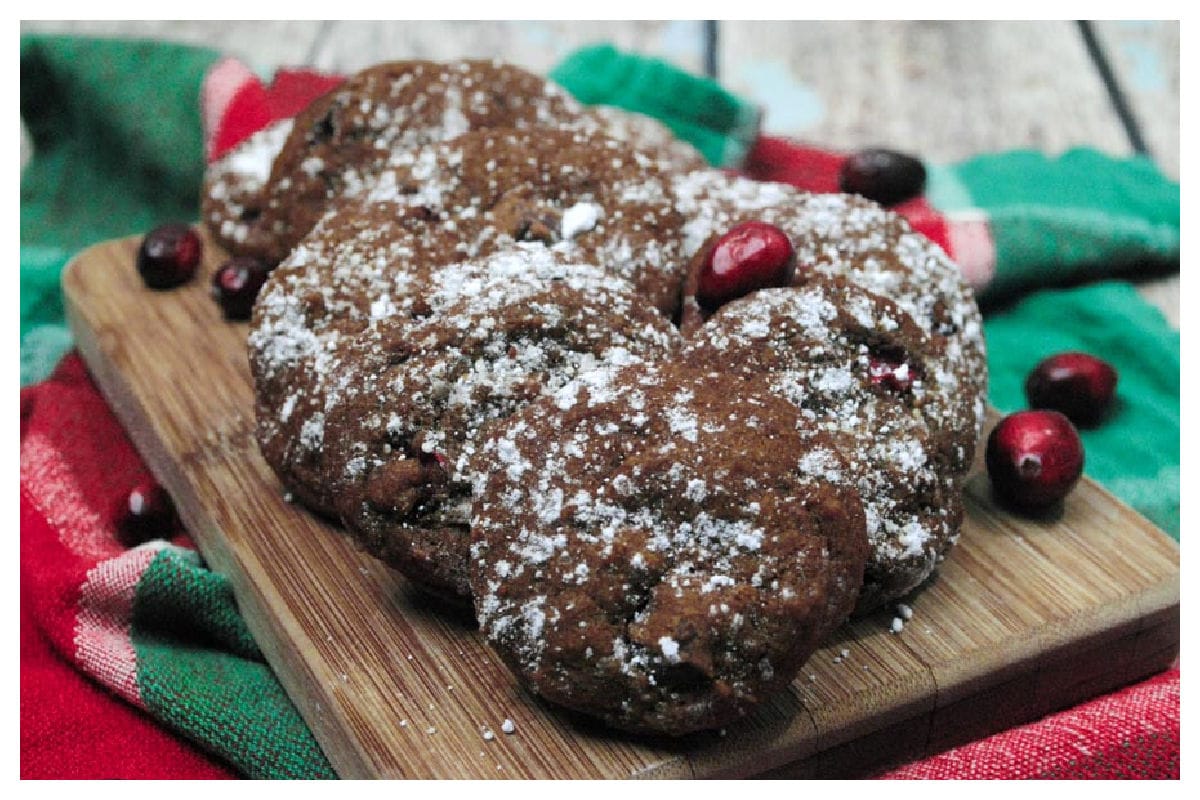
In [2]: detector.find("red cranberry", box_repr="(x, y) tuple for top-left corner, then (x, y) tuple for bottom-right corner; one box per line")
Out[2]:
(137, 224), (201, 289)
(839, 148), (927, 207)
(1025, 352), (1118, 427)
(115, 480), (179, 546)
(867, 348), (917, 393)
(695, 221), (797, 311)
(986, 410), (1084, 511)
(211, 257), (272, 320)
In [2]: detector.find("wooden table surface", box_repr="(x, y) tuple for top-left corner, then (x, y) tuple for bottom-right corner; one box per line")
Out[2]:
(21, 20), (1179, 327)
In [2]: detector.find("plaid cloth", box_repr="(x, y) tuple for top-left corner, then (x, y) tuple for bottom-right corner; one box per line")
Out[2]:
(20, 36), (1179, 779)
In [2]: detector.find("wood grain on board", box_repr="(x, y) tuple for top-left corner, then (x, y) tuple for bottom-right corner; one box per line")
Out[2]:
(63, 231), (1179, 779)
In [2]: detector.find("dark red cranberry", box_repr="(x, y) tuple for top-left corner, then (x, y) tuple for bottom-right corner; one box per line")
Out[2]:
(695, 221), (797, 311)
(839, 148), (927, 207)
(1025, 352), (1118, 427)
(137, 224), (201, 289)
(211, 257), (272, 320)
(986, 410), (1084, 511)
(115, 480), (179, 546)
(867, 348), (917, 393)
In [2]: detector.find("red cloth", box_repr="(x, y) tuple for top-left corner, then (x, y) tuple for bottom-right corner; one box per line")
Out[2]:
(20, 63), (1179, 780)
(20, 356), (235, 780)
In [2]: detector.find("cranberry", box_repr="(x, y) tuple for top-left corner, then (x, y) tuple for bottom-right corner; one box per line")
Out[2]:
(211, 257), (272, 320)
(115, 479), (179, 546)
(869, 356), (913, 392)
(1025, 352), (1118, 427)
(838, 148), (926, 207)
(986, 410), (1084, 511)
(137, 224), (201, 289)
(695, 221), (797, 311)
(864, 345), (916, 393)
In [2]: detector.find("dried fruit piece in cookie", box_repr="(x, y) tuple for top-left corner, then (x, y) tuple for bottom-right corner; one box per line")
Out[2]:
(682, 278), (971, 613)
(471, 362), (869, 735)
(692, 221), (798, 312)
(321, 245), (681, 600)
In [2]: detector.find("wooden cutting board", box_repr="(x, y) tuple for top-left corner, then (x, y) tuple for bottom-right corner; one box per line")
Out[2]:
(63, 231), (1179, 779)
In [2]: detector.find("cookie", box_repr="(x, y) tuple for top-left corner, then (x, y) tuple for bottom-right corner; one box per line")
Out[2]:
(470, 362), (869, 735)
(681, 277), (970, 612)
(203, 60), (706, 267)
(579, 105), (709, 174)
(321, 245), (681, 599)
(673, 171), (986, 405)
(202, 119), (294, 256)
(249, 127), (689, 515)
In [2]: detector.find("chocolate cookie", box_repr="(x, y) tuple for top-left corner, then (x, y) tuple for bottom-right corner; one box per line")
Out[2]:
(203, 60), (706, 268)
(470, 362), (869, 735)
(202, 119), (294, 256)
(681, 278), (971, 612)
(249, 127), (689, 514)
(322, 245), (681, 599)
(221, 61), (588, 265)
(672, 172), (987, 427)
(579, 105), (708, 174)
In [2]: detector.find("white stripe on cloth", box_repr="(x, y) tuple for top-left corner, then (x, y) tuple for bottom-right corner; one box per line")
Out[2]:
(20, 432), (124, 562)
(74, 542), (175, 708)
(201, 56), (260, 162)
(946, 210), (997, 291)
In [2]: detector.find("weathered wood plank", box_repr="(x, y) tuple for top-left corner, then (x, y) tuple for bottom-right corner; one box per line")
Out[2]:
(1092, 20), (1180, 179)
(310, 20), (706, 76)
(717, 21), (1133, 162)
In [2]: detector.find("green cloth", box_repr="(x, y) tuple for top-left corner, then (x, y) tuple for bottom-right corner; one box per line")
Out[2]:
(984, 283), (1180, 538)
(20, 36), (221, 384)
(133, 548), (335, 779)
(928, 149), (1180, 301)
(550, 44), (760, 168)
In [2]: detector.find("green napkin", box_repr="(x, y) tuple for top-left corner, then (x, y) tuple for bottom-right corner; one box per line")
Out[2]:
(20, 35), (220, 384)
(984, 282), (1179, 537)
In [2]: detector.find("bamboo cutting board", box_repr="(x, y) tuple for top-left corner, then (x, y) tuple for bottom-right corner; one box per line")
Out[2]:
(63, 232), (1179, 779)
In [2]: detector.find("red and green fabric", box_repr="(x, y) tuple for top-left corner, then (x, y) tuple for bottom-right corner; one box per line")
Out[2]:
(20, 35), (1180, 779)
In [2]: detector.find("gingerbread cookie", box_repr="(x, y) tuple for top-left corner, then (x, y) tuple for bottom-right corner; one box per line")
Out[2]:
(249, 127), (689, 515)
(470, 362), (869, 735)
(318, 245), (680, 599)
(681, 277), (970, 611)
(203, 60), (707, 267)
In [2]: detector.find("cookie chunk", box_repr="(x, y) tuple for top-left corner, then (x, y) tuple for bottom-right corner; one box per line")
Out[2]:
(682, 278), (972, 612)
(321, 245), (681, 598)
(249, 127), (689, 514)
(470, 363), (869, 735)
